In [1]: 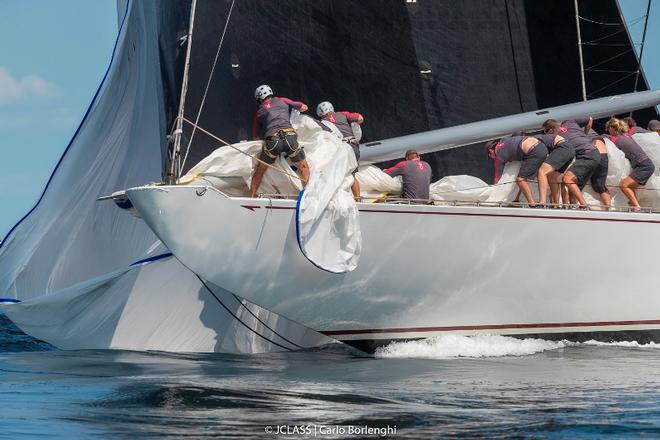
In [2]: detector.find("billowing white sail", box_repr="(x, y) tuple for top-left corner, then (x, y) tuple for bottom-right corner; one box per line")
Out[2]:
(0, 0), (331, 353)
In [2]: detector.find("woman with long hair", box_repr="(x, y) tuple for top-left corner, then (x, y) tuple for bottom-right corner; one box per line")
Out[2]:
(606, 118), (655, 211)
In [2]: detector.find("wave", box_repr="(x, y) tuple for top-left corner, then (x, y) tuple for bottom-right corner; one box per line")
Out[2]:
(0, 313), (53, 352)
(375, 334), (565, 359)
(580, 339), (660, 348)
(375, 334), (660, 359)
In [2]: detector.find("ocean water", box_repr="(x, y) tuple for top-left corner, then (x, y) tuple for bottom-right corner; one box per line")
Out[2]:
(2, 314), (660, 439)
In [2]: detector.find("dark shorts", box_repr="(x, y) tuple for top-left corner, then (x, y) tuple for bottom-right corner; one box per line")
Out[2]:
(518, 142), (548, 179)
(545, 143), (574, 173)
(630, 158), (655, 185)
(567, 150), (600, 190)
(259, 131), (305, 164)
(589, 154), (609, 194)
(345, 138), (360, 174)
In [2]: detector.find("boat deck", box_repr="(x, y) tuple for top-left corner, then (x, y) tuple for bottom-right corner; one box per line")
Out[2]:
(256, 193), (660, 214)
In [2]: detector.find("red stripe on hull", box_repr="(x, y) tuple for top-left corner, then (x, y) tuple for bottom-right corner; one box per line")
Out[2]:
(320, 319), (660, 336)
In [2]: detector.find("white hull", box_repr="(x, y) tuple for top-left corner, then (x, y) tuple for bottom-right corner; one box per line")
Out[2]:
(127, 185), (660, 351)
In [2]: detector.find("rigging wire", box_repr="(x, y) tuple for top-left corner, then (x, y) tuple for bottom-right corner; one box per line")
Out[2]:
(179, 0), (237, 179)
(582, 43), (641, 47)
(584, 48), (633, 71)
(587, 71), (638, 98)
(632, 0), (653, 93)
(580, 16), (645, 46)
(583, 69), (638, 74)
(576, 6), (651, 101)
(581, 28), (627, 45)
(578, 14), (646, 26)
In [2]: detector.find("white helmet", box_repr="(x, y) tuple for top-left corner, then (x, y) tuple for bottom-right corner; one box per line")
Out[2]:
(254, 84), (273, 101)
(316, 101), (334, 117)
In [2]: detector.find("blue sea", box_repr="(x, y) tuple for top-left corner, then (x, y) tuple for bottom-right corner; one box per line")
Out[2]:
(2, 313), (660, 439)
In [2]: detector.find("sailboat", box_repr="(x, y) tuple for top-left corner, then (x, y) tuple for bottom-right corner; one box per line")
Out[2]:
(1, 0), (658, 353)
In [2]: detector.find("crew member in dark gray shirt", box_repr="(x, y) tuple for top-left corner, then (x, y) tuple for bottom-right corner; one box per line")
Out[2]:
(316, 101), (364, 199)
(587, 129), (612, 208)
(542, 117), (599, 208)
(535, 133), (570, 205)
(384, 150), (432, 201)
(606, 117), (655, 211)
(250, 85), (309, 197)
(648, 120), (660, 134)
(623, 116), (650, 135)
(485, 135), (548, 205)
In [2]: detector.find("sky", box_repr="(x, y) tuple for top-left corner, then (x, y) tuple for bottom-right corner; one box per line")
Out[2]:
(0, 0), (659, 239)
(0, 0), (117, 239)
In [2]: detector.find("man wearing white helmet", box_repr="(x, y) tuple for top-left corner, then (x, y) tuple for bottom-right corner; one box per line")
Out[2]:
(250, 85), (309, 197)
(316, 101), (364, 199)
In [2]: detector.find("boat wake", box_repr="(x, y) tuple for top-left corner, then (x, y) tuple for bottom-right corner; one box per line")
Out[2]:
(374, 334), (660, 359)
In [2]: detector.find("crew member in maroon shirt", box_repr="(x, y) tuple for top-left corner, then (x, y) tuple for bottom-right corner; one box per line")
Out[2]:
(606, 117), (656, 211)
(587, 129), (612, 209)
(383, 150), (432, 201)
(316, 101), (364, 199)
(250, 85), (309, 198)
(485, 135), (548, 206)
(534, 132), (570, 205)
(647, 120), (660, 134)
(623, 116), (651, 135)
(542, 117), (600, 208)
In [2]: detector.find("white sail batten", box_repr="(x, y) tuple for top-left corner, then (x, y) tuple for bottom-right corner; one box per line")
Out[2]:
(360, 89), (660, 164)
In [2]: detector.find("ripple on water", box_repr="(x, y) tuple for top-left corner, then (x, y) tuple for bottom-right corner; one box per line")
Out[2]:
(4, 314), (660, 438)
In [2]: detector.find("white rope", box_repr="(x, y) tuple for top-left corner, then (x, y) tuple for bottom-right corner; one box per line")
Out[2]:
(179, 0), (237, 178)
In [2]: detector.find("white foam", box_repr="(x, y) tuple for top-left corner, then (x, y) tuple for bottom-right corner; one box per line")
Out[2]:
(581, 339), (660, 348)
(375, 334), (566, 359)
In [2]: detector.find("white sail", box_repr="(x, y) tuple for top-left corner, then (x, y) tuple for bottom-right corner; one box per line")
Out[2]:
(0, 0), (330, 353)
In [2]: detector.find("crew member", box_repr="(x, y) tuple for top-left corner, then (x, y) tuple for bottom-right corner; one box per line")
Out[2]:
(647, 120), (660, 134)
(588, 129), (612, 208)
(383, 149), (432, 201)
(623, 116), (650, 134)
(316, 101), (364, 199)
(250, 85), (310, 198)
(542, 117), (600, 208)
(485, 135), (548, 205)
(606, 118), (655, 211)
(534, 132), (571, 205)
